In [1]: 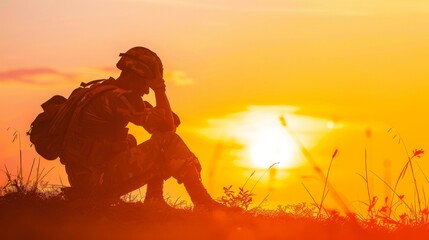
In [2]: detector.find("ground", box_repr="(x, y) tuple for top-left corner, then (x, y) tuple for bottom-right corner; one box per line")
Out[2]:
(1, 192), (429, 240)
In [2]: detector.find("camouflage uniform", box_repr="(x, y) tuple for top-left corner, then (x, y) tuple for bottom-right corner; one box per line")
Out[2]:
(61, 78), (201, 199)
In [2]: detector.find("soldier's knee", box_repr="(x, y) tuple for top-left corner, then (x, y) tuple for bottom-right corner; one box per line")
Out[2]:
(172, 161), (202, 184)
(151, 131), (187, 150)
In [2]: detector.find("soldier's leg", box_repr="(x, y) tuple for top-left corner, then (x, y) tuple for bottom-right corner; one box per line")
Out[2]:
(95, 131), (223, 209)
(93, 136), (163, 199)
(96, 133), (183, 203)
(143, 178), (173, 208)
(92, 132), (187, 200)
(150, 132), (225, 209)
(144, 178), (164, 201)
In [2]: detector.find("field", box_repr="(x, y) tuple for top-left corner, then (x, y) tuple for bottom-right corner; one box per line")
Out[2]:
(2, 130), (429, 239)
(2, 167), (429, 240)
(1, 191), (429, 240)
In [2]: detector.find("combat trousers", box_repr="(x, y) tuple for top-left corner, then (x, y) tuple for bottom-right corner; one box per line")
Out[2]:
(65, 131), (201, 199)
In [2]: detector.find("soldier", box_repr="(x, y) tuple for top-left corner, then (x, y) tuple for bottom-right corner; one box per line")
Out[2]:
(61, 46), (223, 209)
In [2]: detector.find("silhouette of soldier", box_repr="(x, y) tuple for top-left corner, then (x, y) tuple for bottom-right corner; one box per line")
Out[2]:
(61, 46), (222, 209)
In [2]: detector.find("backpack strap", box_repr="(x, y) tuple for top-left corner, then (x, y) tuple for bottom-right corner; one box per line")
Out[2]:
(80, 79), (105, 88)
(61, 82), (120, 151)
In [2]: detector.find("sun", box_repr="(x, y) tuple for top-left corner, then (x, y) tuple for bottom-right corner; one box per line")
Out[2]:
(243, 120), (297, 169)
(197, 106), (332, 170)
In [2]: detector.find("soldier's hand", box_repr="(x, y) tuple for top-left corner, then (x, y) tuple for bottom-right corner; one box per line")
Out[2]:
(146, 57), (166, 91)
(147, 77), (165, 91)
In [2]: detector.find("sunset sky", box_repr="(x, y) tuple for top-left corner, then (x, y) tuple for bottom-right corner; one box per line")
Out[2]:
(1, 0), (429, 211)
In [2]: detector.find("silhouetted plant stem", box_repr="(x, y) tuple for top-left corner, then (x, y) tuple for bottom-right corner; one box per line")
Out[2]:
(388, 128), (423, 220)
(255, 193), (270, 209)
(303, 183), (329, 216)
(279, 115), (350, 214)
(26, 158), (36, 188)
(409, 156), (422, 218)
(317, 149), (337, 218)
(7, 128), (23, 185)
(360, 148), (377, 219)
(242, 170), (255, 189)
(250, 162), (278, 194)
(370, 170), (412, 213)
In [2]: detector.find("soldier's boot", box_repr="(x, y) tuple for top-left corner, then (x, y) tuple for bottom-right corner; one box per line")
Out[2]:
(143, 178), (171, 209)
(182, 171), (228, 211)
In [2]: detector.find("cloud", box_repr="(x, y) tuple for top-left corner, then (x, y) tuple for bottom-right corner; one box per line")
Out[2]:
(164, 70), (195, 85)
(0, 67), (119, 86)
(0, 67), (194, 86)
(0, 68), (77, 85)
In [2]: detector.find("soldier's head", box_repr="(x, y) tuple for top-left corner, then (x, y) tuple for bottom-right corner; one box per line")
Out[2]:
(116, 46), (163, 94)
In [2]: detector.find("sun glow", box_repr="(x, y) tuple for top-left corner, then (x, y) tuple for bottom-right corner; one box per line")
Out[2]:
(245, 120), (297, 168)
(198, 105), (336, 170)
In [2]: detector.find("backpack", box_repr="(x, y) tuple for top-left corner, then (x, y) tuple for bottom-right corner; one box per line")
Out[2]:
(27, 80), (118, 160)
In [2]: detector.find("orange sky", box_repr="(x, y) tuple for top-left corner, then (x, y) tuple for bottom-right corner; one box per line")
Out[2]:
(1, 0), (429, 211)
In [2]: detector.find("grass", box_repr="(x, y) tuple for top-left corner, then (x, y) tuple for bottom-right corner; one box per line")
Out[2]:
(1, 192), (429, 240)
(2, 127), (429, 239)
(3, 128), (54, 196)
(350, 128), (429, 228)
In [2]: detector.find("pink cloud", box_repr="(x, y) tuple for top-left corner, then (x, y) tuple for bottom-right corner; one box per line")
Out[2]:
(0, 68), (76, 85)
(0, 67), (195, 86)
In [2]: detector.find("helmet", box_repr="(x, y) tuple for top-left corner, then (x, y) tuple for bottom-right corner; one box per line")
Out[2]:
(116, 46), (163, 78)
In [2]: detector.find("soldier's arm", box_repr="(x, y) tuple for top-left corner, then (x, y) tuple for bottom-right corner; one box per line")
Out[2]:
(152, 88), (176, 132)
(145, 58), (177, 132)
(138, 101), (180, 132)
(114, 92), (179, 133)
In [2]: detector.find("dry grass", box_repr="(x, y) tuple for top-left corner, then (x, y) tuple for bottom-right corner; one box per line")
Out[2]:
(1, 193), (429, 240)
(2, 127), (429, 239)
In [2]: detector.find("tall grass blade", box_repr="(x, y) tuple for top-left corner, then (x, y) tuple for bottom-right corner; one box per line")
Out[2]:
(370, 170), (412, 213)
(280, 115), (350, 214)
(302, 183), (320, 212)
(250, 163), (278, 194)
(317, 149), (337, 218)
(255, 193), (270, 209)
(26, 158), (36, 186)
(242, 170), (255, 189)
